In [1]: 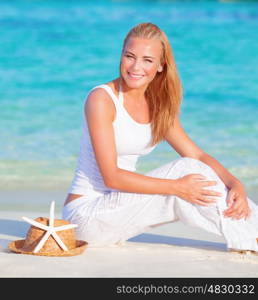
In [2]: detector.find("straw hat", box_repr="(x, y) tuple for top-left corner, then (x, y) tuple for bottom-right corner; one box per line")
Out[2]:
(8, 217), (87, 256)
(8, 201), (87, 257)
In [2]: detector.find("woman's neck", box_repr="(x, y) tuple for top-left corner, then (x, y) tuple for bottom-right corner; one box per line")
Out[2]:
(119, 78), (147, 103)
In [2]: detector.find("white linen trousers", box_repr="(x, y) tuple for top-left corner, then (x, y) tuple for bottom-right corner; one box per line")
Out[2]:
(62, 157), (258, 251)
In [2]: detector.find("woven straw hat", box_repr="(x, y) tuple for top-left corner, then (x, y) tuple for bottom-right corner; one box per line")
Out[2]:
(8, 217), (87, 256)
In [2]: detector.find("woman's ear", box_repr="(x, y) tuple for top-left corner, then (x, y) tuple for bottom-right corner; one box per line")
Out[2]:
(158, 65), (163, 72)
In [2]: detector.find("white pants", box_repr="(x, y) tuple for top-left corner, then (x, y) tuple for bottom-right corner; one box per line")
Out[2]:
(62, 157), (258, 251)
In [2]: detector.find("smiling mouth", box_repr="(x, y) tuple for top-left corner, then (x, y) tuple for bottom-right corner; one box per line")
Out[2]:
(128, 72), (144, 79)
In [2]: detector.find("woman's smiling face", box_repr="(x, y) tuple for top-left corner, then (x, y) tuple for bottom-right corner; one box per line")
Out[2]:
(120, 37), (163, 89)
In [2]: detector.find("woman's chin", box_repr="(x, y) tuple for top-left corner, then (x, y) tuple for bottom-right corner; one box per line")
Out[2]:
(122, 77), (148, 89)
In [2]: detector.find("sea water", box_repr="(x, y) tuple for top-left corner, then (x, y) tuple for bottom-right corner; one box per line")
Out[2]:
(1, 0), (258, 209)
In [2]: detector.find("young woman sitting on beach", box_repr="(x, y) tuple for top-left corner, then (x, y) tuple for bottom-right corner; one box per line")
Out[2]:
(62, 22), (258, 253)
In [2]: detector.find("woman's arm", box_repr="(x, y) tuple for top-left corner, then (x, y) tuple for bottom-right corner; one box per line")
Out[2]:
(165, 115), (251, 219)
(85, 88), (176, 195)
(164, 115), (240, 188)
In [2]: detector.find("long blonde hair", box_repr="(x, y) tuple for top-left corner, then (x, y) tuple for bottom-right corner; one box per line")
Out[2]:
(120, 23), (183, 146)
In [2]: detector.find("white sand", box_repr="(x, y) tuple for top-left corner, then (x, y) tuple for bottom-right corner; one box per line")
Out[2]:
(0, 210), (258, 278)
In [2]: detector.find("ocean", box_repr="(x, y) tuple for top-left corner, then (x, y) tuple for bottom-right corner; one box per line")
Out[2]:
(1, 0), (258, 209)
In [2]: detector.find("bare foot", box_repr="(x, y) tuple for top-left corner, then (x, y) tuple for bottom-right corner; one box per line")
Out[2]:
(229, 249), (258, 255)
(229, 249), (249, 254)
(229, 238), (258, 254)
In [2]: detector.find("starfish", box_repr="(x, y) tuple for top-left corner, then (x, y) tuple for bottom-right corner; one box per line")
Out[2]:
(22, 201), (78, 253)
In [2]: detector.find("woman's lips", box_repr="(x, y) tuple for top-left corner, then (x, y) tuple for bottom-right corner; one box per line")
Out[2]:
(127, 72), (144, 80)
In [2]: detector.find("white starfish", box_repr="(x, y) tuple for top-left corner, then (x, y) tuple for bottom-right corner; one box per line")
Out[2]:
(22, 201), (78, 253)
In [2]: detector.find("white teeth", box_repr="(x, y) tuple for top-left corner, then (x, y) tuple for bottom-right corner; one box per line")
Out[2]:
(129, 73), (143, 78)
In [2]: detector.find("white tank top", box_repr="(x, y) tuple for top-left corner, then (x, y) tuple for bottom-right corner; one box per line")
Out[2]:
(68, 83), (157, 196)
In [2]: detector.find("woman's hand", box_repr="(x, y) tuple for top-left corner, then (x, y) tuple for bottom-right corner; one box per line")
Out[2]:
(174, 174), (222, 206)
(223, 181), (251, 220)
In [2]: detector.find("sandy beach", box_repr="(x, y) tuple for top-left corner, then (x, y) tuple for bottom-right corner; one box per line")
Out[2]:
(1, 191), (258, 278)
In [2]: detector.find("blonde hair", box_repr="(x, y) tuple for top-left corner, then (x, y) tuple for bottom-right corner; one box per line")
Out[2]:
(121, 22), (183, 146)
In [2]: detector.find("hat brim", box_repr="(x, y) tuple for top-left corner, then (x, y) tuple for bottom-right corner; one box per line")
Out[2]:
(8, 239), (88, 257)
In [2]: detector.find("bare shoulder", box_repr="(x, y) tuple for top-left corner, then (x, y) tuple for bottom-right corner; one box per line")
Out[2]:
(86, 86), (110, 103)
(85, 83), (116, 121)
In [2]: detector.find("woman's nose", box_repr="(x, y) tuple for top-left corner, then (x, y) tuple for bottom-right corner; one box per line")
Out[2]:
(131, 60), (141, 71)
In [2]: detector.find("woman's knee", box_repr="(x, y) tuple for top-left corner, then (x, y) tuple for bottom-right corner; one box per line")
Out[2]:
(177, 157), (225, 187)
(172, 157), (204, 176)
(179, 157), (212, 174)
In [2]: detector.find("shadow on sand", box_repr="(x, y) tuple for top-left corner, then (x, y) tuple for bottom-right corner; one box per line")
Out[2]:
(0, 219), (30, 253)
(0, 218), (227, 254)
(128, 233), (227, 252)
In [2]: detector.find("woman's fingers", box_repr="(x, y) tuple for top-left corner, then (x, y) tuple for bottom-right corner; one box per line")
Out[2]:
(235, 212), (246, 220)
(180, 174), (223, 207)
(196, 196), (217, 205)
(201, 189), (222, 197)
(202, 197), (217, 203)
(194, 200), (209, 206)
(223, 202), (237, 216)
(200, 180), (218, 187)
(191, 174), (207, 180)
(223, 197), (250, 220)
(199, 180), (222, 194)
(226, 190), (235, 207)
(183, 174), (251, 221)
(197, 180), (222, 198)
(231, 209), (249, 220)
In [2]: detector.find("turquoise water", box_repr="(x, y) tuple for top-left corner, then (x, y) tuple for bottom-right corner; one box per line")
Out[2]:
(1, 0), (258, 197)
